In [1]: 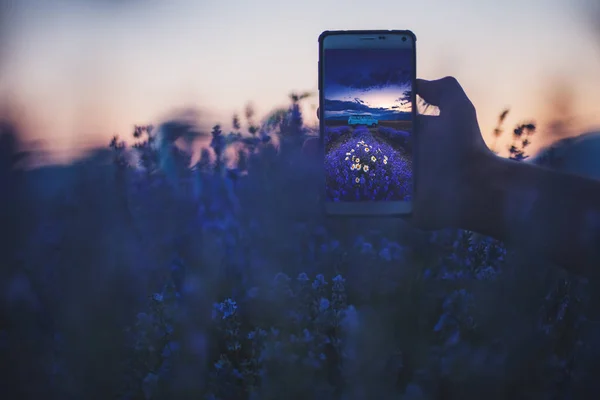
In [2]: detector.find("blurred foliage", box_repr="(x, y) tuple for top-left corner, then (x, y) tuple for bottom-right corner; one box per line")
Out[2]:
(0, 96), (598, 400)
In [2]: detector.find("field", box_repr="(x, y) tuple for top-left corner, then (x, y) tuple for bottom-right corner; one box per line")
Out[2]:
(1, 102), (598, 400)
(324, 122), (412, 152)
(324, 124), (413, 201)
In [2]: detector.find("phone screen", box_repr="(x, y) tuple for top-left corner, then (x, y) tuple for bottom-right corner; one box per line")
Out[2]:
(320, 32), (416, 215)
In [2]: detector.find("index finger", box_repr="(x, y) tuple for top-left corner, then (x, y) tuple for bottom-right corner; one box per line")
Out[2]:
(416, 77), (469, 111)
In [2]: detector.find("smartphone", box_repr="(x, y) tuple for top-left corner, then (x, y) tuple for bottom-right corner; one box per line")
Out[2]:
(318, 30), (417, 216)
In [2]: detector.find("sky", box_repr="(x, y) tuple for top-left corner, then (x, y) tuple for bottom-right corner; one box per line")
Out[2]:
(1, 0), (599, 162)
(324, 49), (412, 120)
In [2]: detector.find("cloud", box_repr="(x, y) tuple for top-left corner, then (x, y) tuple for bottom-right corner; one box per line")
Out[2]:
(324, 99), (372, 113)
(337, 69), (411, 91)
(324, 99), (409, 120)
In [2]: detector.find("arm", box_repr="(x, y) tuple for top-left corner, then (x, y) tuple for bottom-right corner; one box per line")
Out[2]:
(459, 152), (600, 276)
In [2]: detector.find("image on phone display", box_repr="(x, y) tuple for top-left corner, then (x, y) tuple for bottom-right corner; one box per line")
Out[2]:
(323, 48), (413, 203)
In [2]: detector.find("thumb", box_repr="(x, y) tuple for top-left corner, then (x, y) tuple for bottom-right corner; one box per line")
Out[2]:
(416, 77), (468, 110)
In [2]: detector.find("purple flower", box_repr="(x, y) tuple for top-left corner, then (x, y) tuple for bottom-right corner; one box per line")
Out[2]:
(324, 127), (412, 201)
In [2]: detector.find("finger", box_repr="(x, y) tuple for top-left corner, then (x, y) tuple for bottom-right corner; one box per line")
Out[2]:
(416, 77), (468, 110)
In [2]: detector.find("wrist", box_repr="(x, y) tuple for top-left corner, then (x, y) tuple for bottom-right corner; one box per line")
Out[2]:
(457, 150), (509, 238)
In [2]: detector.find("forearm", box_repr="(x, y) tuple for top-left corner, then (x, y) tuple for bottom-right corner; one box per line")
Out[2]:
(462, 153), (600, 276)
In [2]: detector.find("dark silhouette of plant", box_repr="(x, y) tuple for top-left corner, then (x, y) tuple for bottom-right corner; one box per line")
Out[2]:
(491, 108), (510, 153)
(211, 124), (226, 172)
(232, 114), (241, 131)
(508, 122), (536, 161)
(286, 91), (312, 137)
(265, 91), (314, 140)
(489, 109), (535, 161)
(245, 104), (260, 136)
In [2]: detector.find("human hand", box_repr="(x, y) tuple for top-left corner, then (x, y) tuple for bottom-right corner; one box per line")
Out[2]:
(413, 77), (493, 230)
(304, 76), (493, 229)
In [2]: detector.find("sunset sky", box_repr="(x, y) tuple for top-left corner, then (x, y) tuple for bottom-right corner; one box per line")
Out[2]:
(1, 0), (599, 162)
(324, 48), (413, 120)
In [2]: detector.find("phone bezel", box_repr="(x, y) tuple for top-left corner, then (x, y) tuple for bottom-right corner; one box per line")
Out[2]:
(318, 30), (417, 217)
